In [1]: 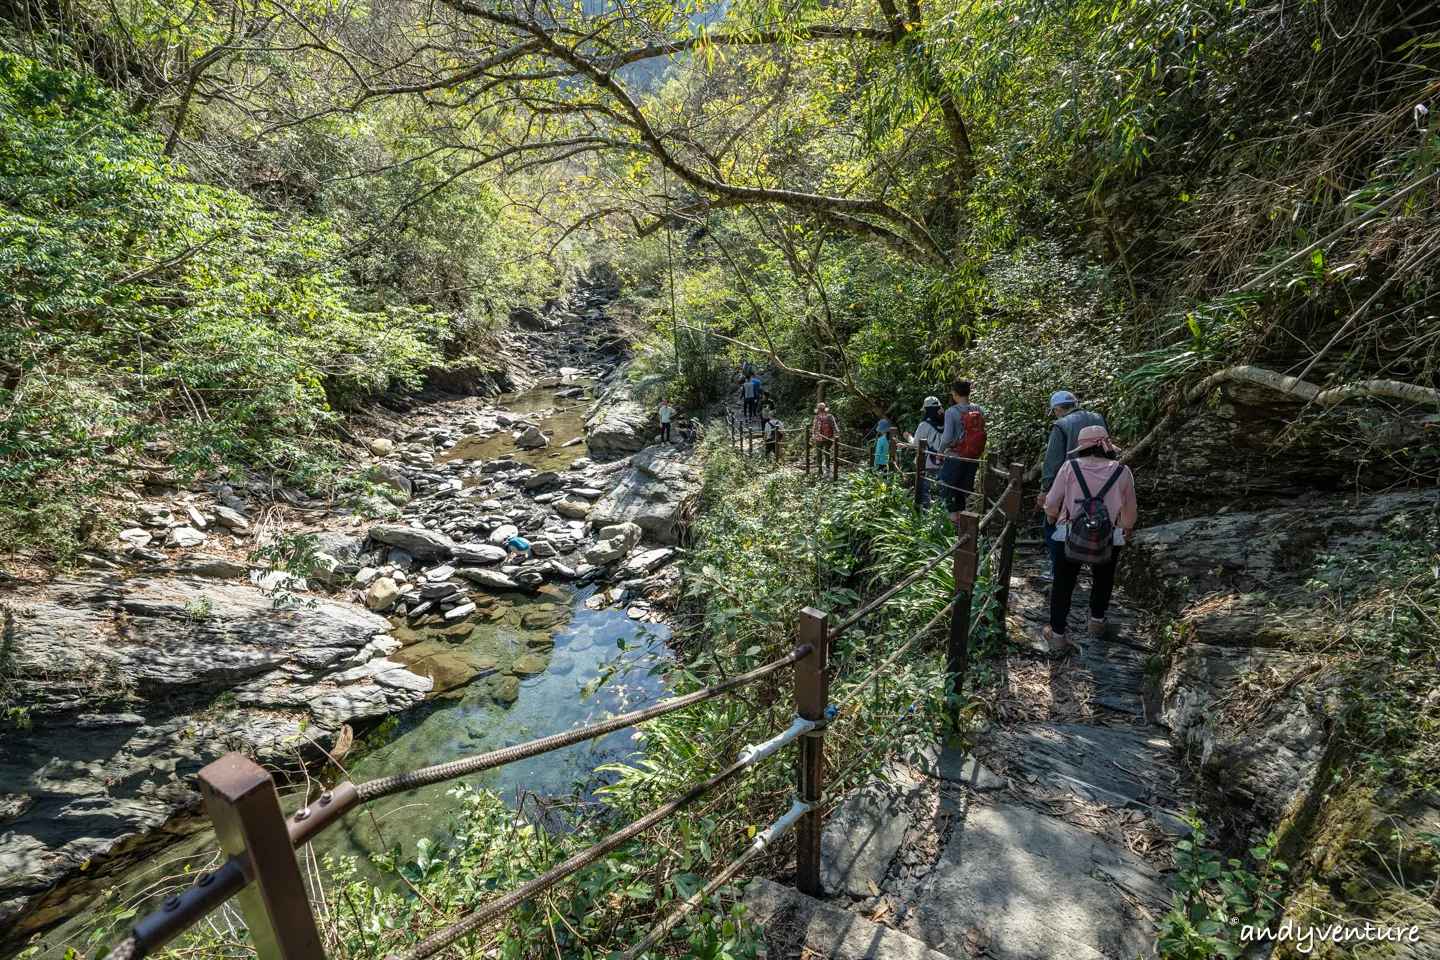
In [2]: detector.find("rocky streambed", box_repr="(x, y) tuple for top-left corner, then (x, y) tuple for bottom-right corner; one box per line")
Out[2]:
(0, 290), (702, 956)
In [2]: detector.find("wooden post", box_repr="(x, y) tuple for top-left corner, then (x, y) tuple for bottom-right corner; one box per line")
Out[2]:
(995, 463), (1024, 630)
(198, 753), (325, 960)
(746, 426), (753, 457)
(914, 438), (927, 510)
(888, 427), (897, 478)
(982, 452), (1001, 518)
(831, 438), (839, 481)
(794, 608), (829, 897)
(804, 426), (811, 476)
(947, 512), (979, 731)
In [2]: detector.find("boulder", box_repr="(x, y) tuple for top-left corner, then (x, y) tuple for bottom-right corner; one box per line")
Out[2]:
(369, 437), (395, 456)
(366, 577), (400, 611)
(583, 365), (652, 454)
(524, 471), (560, 490)
(0, 575), (398, 935)
(588, 447), (701, 545)
(487, 524), (520, 545)
(369, 524), (455, 558)
(515, 425), (548, 449)
(370, 464), (413, 501)
(821, 779), (925, 897)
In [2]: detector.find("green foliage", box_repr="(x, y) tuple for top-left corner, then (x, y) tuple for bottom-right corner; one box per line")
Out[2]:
(1157, 818), (1288, 959)
(0, 53), (448, 558)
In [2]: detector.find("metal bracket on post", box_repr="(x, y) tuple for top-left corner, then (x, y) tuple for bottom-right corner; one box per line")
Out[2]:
(947, 513), (979, 734)
(198, 753), (326, 960)
(794, 608), (829, 897)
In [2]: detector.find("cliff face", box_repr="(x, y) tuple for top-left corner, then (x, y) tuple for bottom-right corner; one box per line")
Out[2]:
(1128, 479), (1440, 954)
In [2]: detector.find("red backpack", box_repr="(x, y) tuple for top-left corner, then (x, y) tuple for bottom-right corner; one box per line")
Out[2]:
(951, 404), (987, 459)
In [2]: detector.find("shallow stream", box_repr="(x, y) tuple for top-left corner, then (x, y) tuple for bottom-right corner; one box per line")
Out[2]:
(27, 381), (674, 958)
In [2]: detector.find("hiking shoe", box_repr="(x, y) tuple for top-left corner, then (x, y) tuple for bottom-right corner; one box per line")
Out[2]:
(1040, 567), (1054, 582)
(1088, 618), (1111, 637)
(1042, 626), (1069, 655)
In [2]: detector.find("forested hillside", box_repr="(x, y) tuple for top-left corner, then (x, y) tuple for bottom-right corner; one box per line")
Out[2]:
(2, 0), (1438, 957)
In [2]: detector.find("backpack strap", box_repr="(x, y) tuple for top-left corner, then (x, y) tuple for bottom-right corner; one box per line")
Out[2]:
(1070, 458), (1093, 500)
(1094, 463), (1123, 499)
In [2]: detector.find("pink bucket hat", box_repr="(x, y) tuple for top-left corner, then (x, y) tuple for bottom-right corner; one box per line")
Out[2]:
(1069, 424), (1119, 454)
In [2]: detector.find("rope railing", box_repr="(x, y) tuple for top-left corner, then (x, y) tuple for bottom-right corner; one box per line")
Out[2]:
(103, 416), (1029, 960)
(826, 535), (967, 642)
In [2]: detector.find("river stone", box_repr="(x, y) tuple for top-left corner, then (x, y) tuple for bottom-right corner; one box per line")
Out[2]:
(168, 526), (206, 548)
(487, 523), (520, 545)
(524, 471), (560, 490)
(515, 425), (548, 449)
(554, 496), (592, 519)
(425, 564), (457, 582)
(510, 653), (548, 676)
(369, 524), (455, 558)
(443, 601), (477, 621)
(457, 568), (519, 592)
(398, 644), (495, 693)
(366, 577), (400, 611)
(453, 543), (507, 565)
(387, 548), (415, 571)
(213, 505), (250, 531)
(549, 655), (576, 675)
(163, 553), (249, 579)
(118, 527), (153, 546)
(530, 540), (557, 558)
(519, 604), (564, 629)
(370, 437), (395, 456)
(489, 674), (521, 706)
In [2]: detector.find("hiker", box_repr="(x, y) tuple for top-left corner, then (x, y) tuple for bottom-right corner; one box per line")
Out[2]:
(936, 379), (987, 521)
(1036, 391), (1108, 581)
(812, 402), (839, 474)
(658, 397), (676, 443)
(873, 420), (891, 472)
(505, 535), (532, 560)
(763, 415), (783, 460)
(677, 417), (699, 445)
(1042, 425), (1136, 653)
(741, 375), (761, 420)
(741, 359), (754, 381)
(758, 393), (776, 425)
(904, 396), (944, 505)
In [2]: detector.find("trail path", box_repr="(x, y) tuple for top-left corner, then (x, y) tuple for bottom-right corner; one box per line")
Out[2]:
(749, 546), (1187, 960)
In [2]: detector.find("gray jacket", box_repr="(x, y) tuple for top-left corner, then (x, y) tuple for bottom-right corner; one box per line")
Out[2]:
(1040, 408), (1107, 491)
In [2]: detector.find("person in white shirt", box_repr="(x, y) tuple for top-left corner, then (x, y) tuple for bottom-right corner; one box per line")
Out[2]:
(658, 399), (676, 443)
(904, 396), (945, 506)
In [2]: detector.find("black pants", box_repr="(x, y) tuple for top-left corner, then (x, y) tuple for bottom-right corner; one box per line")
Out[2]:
(1050, 547), (1122, 634)
(660, 421), (671, 442)
(743, 398), (756, 418)
(815, 439), (834, 473)
(940, 458), (978, 512)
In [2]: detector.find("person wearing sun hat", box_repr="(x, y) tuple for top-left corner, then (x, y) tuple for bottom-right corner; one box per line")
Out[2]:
(873, 419), (891, 471)
(1041, 424), (1137, 654)
(904, 396), (945, 506)
(812, 402), (839, 475)
(1037, 390), (1108, 580)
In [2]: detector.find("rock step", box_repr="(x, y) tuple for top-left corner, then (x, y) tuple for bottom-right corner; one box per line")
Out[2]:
(745, 878), (959, 960)
(901, 800), (1165, 960)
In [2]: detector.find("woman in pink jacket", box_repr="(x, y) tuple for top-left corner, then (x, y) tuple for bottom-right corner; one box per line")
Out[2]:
(1042, 425), (1137, 653)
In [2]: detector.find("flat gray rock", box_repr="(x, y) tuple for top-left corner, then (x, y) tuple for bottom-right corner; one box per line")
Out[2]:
(368, 524), (454, 558)
(903, 801), (1162, 960)
(821, 779), (922, 897)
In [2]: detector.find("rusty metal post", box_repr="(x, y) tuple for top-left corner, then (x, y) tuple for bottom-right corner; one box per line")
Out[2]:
(794, 608), (829, 897)
(995, 463), (1024, 630)
(198, 753), (325, 960)
(947, 513), (979, 729)
(914, 438), (928, 510)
